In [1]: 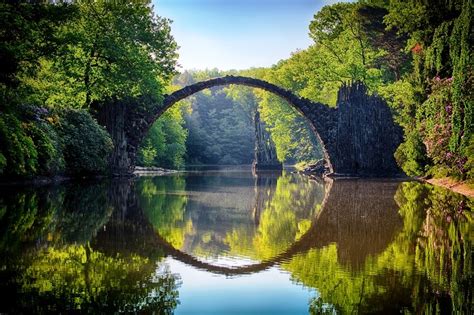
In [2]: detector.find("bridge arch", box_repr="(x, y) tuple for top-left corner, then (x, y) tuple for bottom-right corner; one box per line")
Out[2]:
(96, 76), (403, 176)
(151, 75), (336, 172)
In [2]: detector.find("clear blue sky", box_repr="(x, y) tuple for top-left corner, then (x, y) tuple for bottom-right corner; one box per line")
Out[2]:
(152, 0), (345, 70)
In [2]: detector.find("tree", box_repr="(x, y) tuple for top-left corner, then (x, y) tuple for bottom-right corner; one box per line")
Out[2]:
(137, 104), (188, 169)
(49, 1), (178, 108)
(0, 1), (179, 178)
(383, 0), (473, 179)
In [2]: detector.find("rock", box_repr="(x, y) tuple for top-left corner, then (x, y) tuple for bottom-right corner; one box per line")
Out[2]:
(301, 159), (329, 177)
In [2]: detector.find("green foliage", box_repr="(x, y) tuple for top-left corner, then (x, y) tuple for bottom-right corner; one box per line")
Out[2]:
(417, 77), (467, 178)
(307, 2), (391, 98)
(0, 187), (60, 254)
(139, 176), (190, 249)
(57, 109), (113, 175)
(0, 1), (178, 178)
(0, 182), (109, 254)
(448, 0), (473, 154)
(221, 174), (323, 260)
(238, 2), (402, 164)
(0, 113), (38, 176)
(462, 135), (474, 181)
(0, 182), (181, 314)
(185, 87), (255, 165)
(59, 183), (112, 243)
(237, 67), (323, 164)
(0, 107), (112, 177)
(174, 70), (255, 165)
(394, 130), (429, 176)
(18, 245), (180, 314)
(0, 153), (5, 174)
(26, 121), (65, 175)
(383, 0), (473, 179)
(138, 105), (188, 169)
(0, 3), (76, 88)
(285, 181), (472, 313)
(377, 79), (420, 128)
(16, 1), (178, 108)
(257, 89), (323, 163)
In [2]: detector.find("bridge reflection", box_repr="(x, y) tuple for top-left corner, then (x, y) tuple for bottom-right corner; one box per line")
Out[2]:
(1, 173), (470, 313)
(93, 174), (403, 276)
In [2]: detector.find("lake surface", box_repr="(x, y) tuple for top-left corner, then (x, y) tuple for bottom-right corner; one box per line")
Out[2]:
(0, 168), (472, 314)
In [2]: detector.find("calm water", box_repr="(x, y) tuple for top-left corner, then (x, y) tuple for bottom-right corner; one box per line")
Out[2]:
(0, 168), (472, 314)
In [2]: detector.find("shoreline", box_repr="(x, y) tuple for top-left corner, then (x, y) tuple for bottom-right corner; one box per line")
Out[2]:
(0, 167), (179, 186)
(421, 177), (474, 199)
(2, 167), (473, 199)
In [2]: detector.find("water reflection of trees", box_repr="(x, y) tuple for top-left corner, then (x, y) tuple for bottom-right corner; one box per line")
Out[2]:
(225, 173), (325, 260)
(0, 182), (181, 314)
(0, 176), (471, 313)
(284, 181), (472, 314)
(137, 176), (191, 249)
(139, 172), (326, 261)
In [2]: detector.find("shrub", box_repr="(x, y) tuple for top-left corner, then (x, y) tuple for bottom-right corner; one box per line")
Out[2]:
(419, 77), (468, 179)
(0, 153), (6, 174)
(0, 113), (38, 176)
(462, 135), (474, 181)
(56, 109), (113, 176)
(394, 130), (430, 176)
(25, 121), (65, 176)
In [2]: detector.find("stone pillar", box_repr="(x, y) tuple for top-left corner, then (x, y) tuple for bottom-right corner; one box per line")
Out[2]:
(94, 100), (134, 176)
(330, 83), (403, 176)
(252, 110), (283, 171)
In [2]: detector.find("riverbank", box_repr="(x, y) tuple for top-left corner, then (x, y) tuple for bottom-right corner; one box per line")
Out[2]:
(0, 175), (73, 187)
(296, 166), (474, 199)
(0, 167), (178, 186)
(422, 177), (474, 199)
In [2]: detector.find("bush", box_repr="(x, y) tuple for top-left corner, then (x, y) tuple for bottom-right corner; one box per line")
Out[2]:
(57, 109), (113, 176)
(25, 121), (65, 175)
(394, 130), (430, 176)
(0, 153), (6, 174)
(462, 135), (474, 181)
(0, 113), (38, 176)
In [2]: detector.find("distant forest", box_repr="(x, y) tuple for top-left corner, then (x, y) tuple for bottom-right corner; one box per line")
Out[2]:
(137, 69), (322, 168)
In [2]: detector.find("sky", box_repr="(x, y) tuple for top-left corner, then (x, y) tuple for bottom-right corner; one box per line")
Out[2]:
(152, 0), (345, 71)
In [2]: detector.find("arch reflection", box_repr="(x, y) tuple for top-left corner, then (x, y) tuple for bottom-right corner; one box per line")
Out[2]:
(104, 172), (405, 276)
(0, 173), (471, 313)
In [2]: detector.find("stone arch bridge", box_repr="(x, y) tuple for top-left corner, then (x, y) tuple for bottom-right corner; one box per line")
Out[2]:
(95, 76), (403, 177)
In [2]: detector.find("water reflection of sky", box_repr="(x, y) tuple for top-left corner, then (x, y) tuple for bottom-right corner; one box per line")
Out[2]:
(192, 255), (260, 267)
(168, 258), (315, 315)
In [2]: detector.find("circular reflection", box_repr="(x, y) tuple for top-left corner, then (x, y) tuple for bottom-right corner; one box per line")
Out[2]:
(137, 171), (326, 269)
